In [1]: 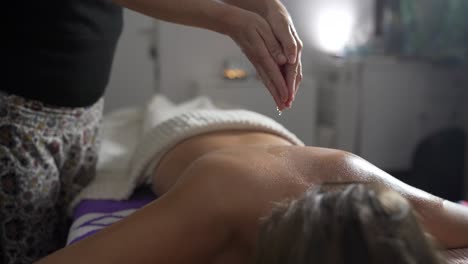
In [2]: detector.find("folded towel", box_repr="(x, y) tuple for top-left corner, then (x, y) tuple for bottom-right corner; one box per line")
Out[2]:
(69, 95), (303, 213)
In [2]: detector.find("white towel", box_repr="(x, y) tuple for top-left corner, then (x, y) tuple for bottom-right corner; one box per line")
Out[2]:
(69, 94), (303, 212)
(141, 95), (216, 135)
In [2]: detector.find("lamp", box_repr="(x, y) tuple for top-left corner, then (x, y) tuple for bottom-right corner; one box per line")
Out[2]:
(314, 5), (355, 55)
(222, 57), (251, 80)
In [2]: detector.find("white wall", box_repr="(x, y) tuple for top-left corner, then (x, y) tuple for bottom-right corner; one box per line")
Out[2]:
(158, 22), (241, 102)
(105, 9), (156, 113)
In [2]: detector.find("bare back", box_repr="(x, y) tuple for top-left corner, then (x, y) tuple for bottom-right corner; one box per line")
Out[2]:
(153, 130), (467, 255)
(153, 131), (437, 210)
(152, 130), (294, 195)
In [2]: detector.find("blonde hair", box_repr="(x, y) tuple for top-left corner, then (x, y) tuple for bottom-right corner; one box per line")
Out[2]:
(256, 183), (445, 264)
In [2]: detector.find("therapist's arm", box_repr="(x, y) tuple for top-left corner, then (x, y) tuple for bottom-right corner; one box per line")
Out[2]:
(114, 0), (289, 110)
(113, 0), (228, 35)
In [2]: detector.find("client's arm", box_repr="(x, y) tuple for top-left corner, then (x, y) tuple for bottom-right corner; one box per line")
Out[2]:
(421, 199), (468, 249)
(344, 154), (468, 249)
(36, 161), (233, 264)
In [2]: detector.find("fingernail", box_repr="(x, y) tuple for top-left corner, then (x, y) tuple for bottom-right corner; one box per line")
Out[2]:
(277, 54), (287, 64)
(288, 55), (296, 64)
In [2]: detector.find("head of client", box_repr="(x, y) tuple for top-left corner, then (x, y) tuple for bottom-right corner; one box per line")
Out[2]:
(256, 183), (445, 264)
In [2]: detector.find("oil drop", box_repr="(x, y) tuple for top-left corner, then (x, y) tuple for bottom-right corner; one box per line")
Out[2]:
(276, 107), (282, 116)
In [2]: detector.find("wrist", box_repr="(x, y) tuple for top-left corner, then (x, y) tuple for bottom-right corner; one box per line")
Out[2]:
(264, 0), (289, 18)
(210, 4), (251, 36)
(224, 0), (269, 16)
(203, 2), (239, 35)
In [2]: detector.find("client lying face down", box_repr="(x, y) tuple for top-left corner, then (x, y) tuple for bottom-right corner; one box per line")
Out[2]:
(38, 130), (468, 264)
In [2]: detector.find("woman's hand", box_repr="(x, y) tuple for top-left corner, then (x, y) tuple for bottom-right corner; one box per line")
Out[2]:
(263, 1), (303, 106)
(224, 7), (289, 110)
(223, 0), (303, 108)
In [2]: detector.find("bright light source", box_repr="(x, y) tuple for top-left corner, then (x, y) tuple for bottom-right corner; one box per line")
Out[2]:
(315, 6), (354, 54)
(223, 68), (247, 80)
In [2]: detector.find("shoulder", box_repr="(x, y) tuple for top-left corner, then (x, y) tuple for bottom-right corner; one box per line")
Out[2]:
(179, 146), (266, 186)
(173, 147), (269, 220)
(175, 147), (259, 204)
(140, 152), (249, 261)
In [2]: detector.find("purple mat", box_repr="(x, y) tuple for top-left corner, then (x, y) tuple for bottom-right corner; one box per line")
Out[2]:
(67, 188), (156, 245)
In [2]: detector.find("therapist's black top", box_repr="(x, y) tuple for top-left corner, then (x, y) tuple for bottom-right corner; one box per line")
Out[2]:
(5, 0), (123, 107)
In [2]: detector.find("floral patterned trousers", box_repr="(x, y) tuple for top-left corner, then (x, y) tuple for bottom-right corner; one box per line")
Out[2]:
(0, 93), (103, 264)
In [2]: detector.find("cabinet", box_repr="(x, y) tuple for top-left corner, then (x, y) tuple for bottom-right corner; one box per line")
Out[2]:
(333, 57), (468, 199)
(335, 58), (468, 169)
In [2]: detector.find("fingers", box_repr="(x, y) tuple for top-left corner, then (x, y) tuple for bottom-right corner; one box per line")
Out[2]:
(228, 11), (290, 109)
(253, 55), (287, 109)
(245, 28), (288, 106)
(255, 51), (288, 105)
(283, 63), (297, 107)
(291, 24), (303, 62)
(264, 15), (302, 106)
(284, 26), (298, 64)
(256, 66), (284, 110)
(256, 22), (287, 65)
(281, 59), (302, 108)
(294, 58), (302, 100)
(291, 27), (303, 104)
(269, 16), (297, 64)
(281, 26), (303, 107)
